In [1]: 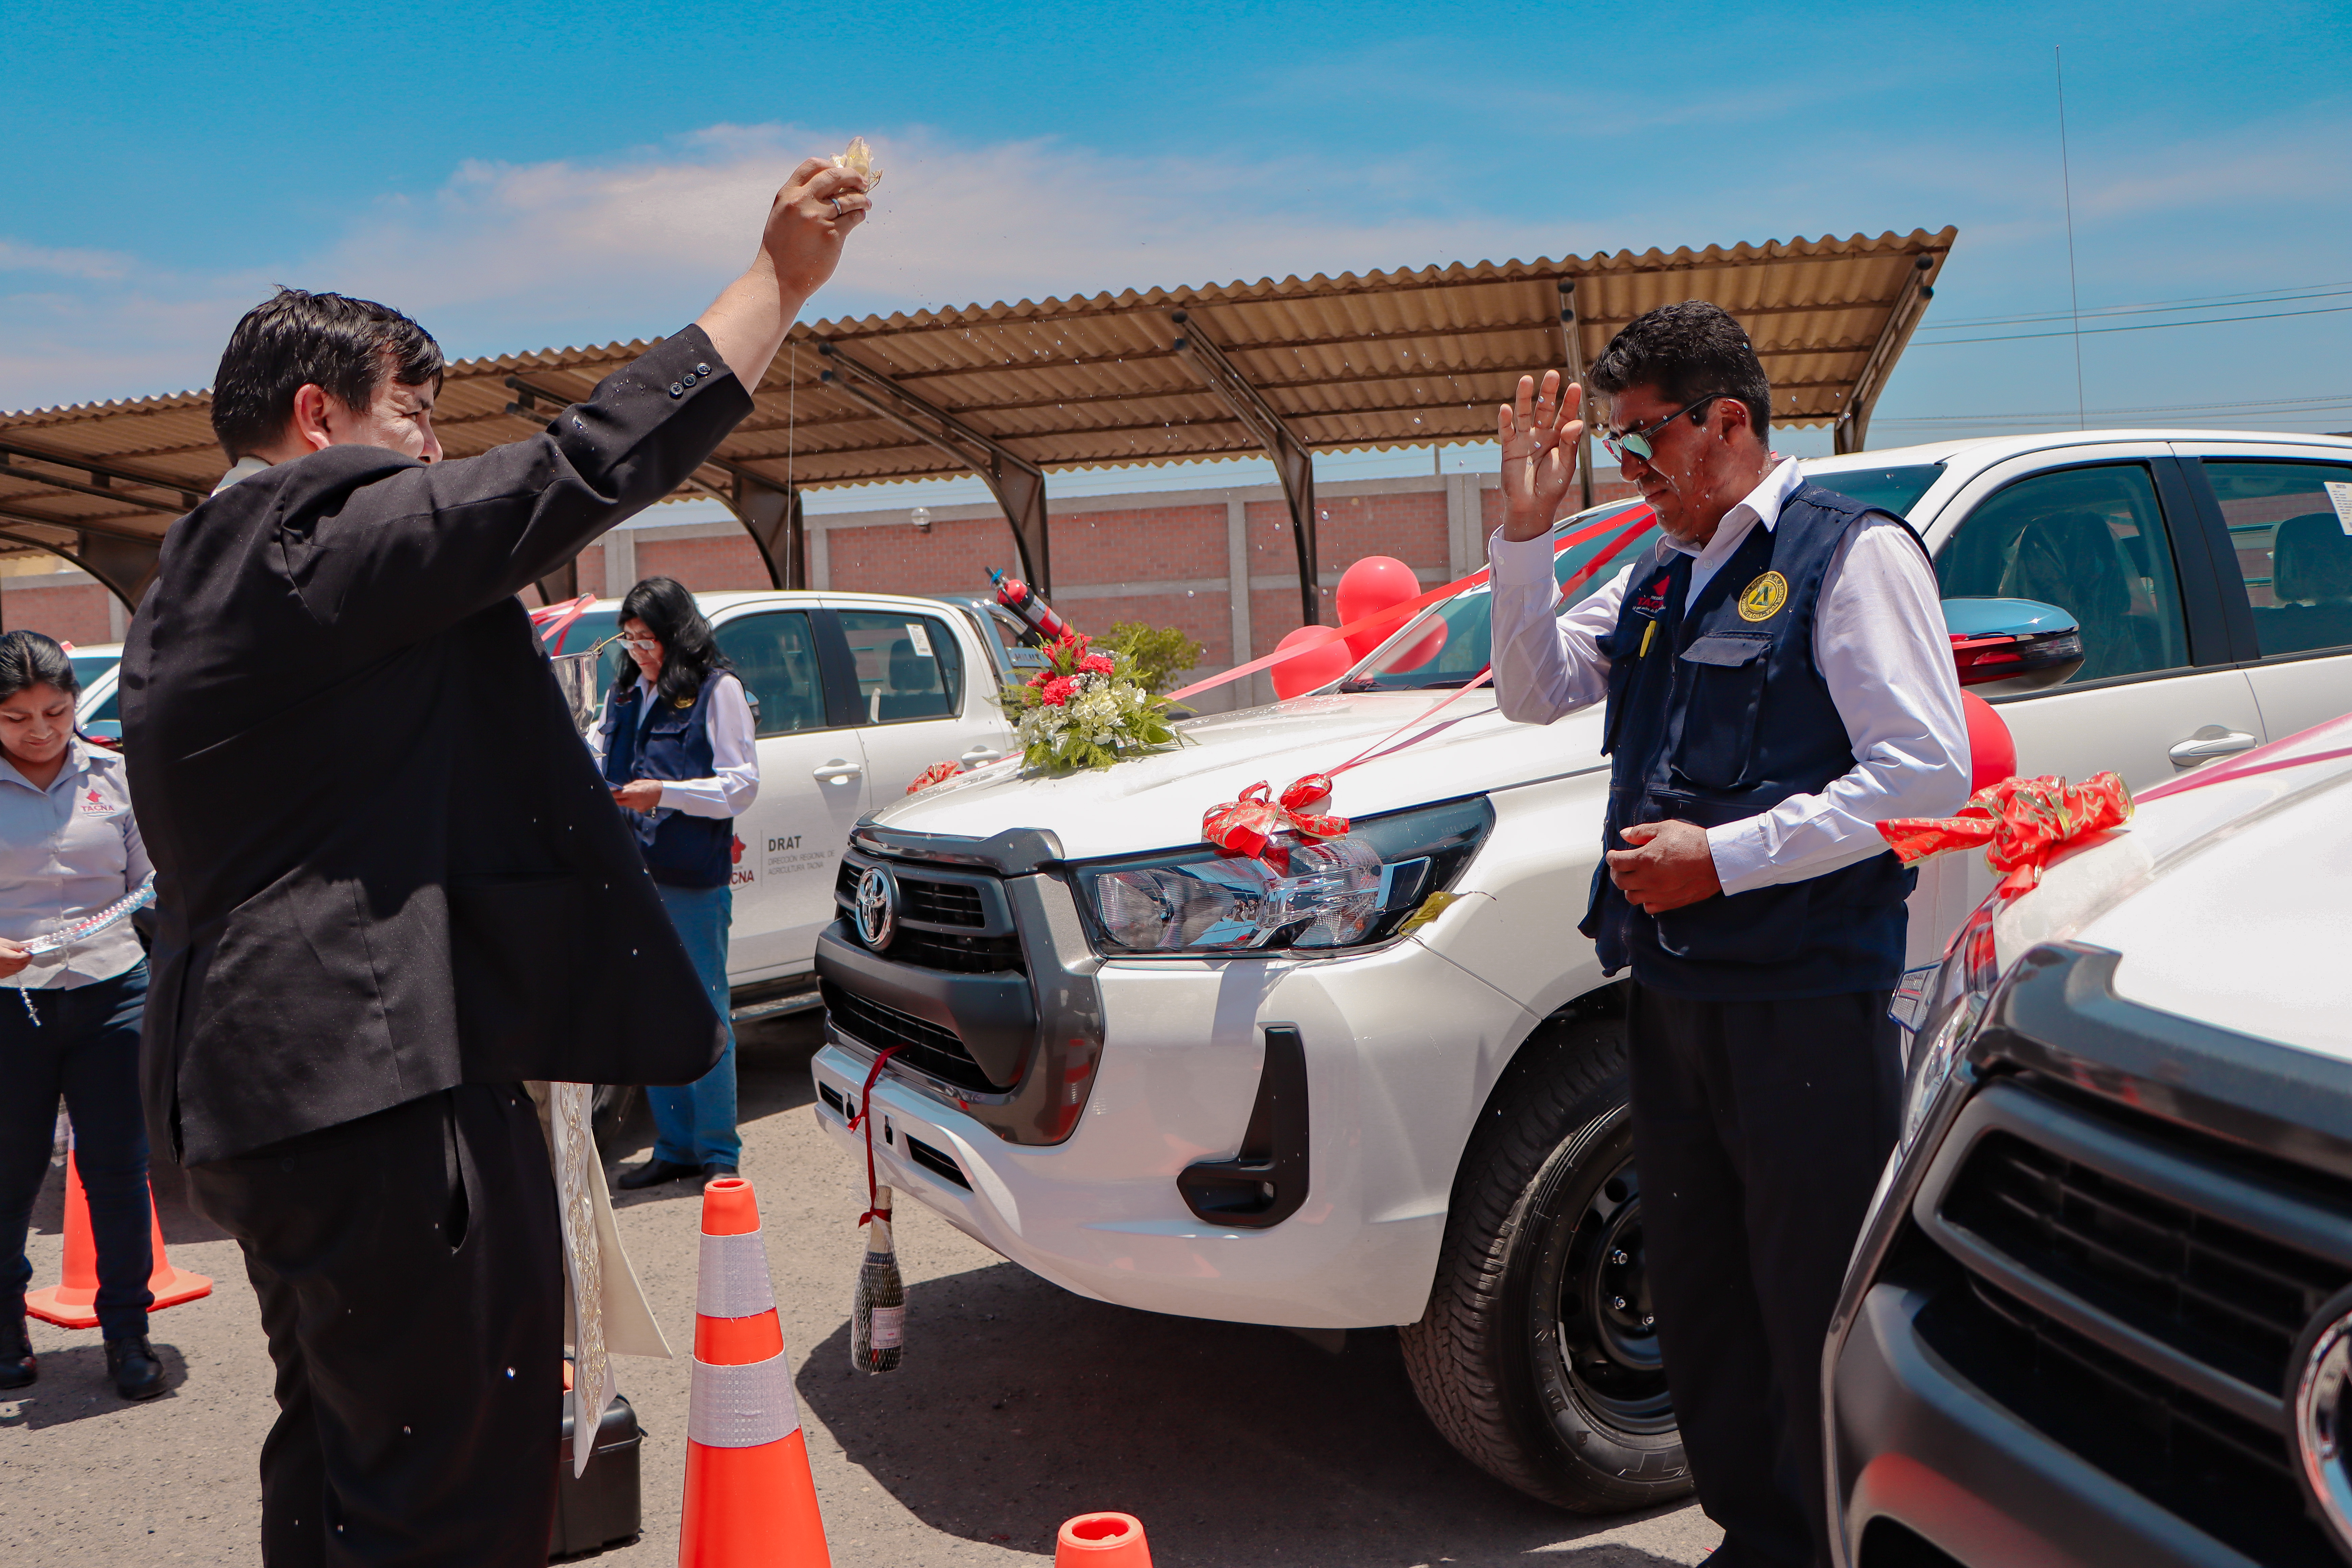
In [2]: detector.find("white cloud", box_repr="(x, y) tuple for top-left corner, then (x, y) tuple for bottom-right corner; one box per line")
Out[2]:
(317, 123), (1599, 340)
(0, 239), (133, 281)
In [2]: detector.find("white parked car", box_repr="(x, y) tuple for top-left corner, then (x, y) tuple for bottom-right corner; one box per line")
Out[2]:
(807, 431), (2352, 1510)
(1827, 709), (2352, 1568)
(537, 590), (1022, 1001)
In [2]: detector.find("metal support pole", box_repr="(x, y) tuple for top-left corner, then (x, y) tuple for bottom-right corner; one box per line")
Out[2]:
(812, 345), (1053, 594)
(1835, 256), (1938, 455)
(730, 471), (806, 591)
(1167, 312), (1320, 627)
(0, 521), (161, 612)
(1558, 279), (1595, 513)
(534, 557), (579, 606)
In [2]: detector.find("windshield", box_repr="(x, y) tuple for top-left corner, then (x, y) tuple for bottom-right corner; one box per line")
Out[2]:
(1806, 462), (1944, 518)
(69, 653), (119, 690)
(1345, 500), (1661, 691)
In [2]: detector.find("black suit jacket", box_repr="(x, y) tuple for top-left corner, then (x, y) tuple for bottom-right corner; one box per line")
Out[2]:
(125, 327), (746, 1164)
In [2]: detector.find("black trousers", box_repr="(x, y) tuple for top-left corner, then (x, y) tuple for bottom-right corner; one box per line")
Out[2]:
(186, 1083), (562, 1567)
(1627, 983), (1901, 1568)
(0, 964), (153, 1341)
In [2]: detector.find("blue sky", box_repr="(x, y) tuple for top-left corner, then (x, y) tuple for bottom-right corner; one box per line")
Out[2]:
(4, 0), (2347, 498)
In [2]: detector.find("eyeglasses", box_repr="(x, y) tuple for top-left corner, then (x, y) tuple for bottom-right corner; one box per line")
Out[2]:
(615, 636), (661, 653)
(1600, 395), (1725, 465)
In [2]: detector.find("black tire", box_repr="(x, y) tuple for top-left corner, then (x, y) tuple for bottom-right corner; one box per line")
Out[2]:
(1398, 1012), (1691, 1512)
(589, 1083), (640, 1156)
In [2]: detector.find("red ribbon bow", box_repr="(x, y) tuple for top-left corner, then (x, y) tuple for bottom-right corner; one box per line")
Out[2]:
(1878, 771), (2133, 899)
(1202, 775), (1350, 859)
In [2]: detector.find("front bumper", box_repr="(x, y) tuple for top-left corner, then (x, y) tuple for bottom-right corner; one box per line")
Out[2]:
(1826, 943), (2352, 1568)
(811, 928), (1535, 1329)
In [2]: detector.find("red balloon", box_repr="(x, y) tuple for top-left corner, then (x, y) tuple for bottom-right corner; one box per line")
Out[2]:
(1962, 690), (2015, 793)
(1336, 556), (1424, 658)
(1271, 624), (1354, 699)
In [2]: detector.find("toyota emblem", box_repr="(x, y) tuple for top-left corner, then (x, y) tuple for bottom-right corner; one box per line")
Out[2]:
(853, 865), (897, 951)
(2294, 1286), (2352, 1557)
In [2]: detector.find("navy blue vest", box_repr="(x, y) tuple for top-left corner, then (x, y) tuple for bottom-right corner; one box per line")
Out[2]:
(599, 673), (735, 889)
(1578, 484), (1920, 999)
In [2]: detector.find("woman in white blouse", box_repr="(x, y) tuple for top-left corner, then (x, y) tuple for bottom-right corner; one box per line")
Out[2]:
(591, 579), (760, 1193)
(0, 631), (166, 1400)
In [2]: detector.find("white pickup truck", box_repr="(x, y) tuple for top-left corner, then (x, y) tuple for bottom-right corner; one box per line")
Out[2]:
(807, 431), (2352, 1511)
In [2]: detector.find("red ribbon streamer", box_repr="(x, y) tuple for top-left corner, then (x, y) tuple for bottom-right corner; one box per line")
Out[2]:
(1878, 772), (2133, 899)
(1165, 505), (1653, 704)
(529, 593), (598, 646)
(848, 1046), (907, 1227)
(906, 761), (962, 794)
(1191, 507), (1655, 853)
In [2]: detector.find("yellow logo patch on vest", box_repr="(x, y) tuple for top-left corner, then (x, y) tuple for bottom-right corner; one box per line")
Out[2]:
(1736, 570), (1789, 622)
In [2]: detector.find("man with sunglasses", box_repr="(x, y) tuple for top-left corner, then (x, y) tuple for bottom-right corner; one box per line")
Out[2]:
(1485, 302), (1968, 1567)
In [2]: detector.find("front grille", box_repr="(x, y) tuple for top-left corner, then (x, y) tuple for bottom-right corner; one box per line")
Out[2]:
(884, 927), (1024, 973)
(902, 879), (984, 927)
(1915, 1272), (2333, 1567)
(1943, 1129), (2350, 1394)
(821, 981), (996, 1094)
(833, 861), (1021, 973)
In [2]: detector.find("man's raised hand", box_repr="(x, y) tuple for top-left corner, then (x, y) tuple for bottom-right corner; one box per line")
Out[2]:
(696, 156), (874, 392)
(761, 158), (872, 299)
(1497, 371), (1583, 542)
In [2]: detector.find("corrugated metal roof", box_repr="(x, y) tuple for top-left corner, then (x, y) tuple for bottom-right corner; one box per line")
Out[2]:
(0, 227), (1954, 558)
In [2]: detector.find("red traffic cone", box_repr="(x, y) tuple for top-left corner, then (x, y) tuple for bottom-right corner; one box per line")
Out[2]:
(25, 1150), (211, 1329)
(1056, 1513), (1153, 1566)
(679, 1177), (831, 1567)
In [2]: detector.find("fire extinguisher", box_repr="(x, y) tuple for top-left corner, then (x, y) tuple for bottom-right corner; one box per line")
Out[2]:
(988, 567), (1075, 644)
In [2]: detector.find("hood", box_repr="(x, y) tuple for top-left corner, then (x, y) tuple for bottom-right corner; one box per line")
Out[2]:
(1992, 715), (2352, 1060)
(872, 691), (1608, 861)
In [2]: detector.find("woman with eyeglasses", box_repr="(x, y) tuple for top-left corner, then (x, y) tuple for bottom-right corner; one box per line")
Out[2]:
(593, 578), (760, 1192)
(0, 630), (167, 1401)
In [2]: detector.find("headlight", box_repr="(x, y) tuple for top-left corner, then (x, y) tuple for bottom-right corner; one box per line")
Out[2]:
(1897, 893), (2004, 1155)
(1074, 796), (1495, 956)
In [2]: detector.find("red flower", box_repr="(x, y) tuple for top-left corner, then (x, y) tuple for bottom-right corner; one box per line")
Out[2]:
(1039, 675), (1080, 706)
(1050, 631), (1092, 661)
(1078, 653), (1116, 676)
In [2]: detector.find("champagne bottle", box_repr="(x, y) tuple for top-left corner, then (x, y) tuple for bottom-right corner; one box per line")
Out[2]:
(850, 1186), (905, 1374)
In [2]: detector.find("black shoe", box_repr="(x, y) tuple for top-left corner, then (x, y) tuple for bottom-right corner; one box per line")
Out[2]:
(615, 1157), (700, 1191)
(0, 1317), (33, 1391)
(104, 1334), (166, 1400)
(700, 1163), (740, 1189)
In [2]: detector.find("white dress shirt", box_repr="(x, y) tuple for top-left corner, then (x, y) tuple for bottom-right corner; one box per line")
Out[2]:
(590, 671), (760, 817)
(1489, 458), (1970, 895)
(0, 738), (151, 987)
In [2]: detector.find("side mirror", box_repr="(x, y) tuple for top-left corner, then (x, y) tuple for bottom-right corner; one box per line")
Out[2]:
(1941, 597), (2085, 695)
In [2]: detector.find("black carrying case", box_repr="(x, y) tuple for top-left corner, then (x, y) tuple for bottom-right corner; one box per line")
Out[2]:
(549, 1391), (642, 1560)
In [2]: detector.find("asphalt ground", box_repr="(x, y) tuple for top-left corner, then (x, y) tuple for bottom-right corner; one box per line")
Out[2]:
(1, 1014), (1721, 1567)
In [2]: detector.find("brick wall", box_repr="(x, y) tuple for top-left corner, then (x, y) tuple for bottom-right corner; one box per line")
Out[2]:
(0, 577), (116, 646)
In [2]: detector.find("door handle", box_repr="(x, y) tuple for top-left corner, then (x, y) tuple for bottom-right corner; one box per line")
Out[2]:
(958, 746), (1008, 765)
(2167, 727), (2259, 770)
(813, 758), (863, 783)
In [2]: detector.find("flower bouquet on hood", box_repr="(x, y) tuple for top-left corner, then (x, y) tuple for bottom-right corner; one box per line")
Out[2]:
(1001, 631), (1184, 772)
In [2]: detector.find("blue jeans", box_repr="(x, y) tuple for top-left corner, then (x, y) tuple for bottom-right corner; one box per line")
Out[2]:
(0, 963), (153, 1340)
(647, 882), (740, 1168)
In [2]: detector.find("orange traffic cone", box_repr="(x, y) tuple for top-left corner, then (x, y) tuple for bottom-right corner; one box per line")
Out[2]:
(1056, 1513), (1153, 1566)
(678, 1176), (831, 1567)
(25, 1150), (211, 1330)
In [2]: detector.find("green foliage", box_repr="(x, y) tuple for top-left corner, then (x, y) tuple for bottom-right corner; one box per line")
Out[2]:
(998, 631), (1187, 773)
(1095, 622), (1206, 697)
